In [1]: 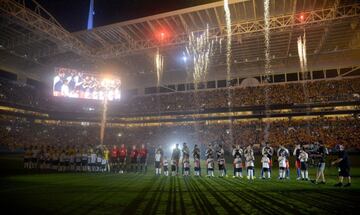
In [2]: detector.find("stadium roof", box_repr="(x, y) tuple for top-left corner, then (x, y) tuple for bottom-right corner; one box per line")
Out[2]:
(0, 0), (359, 84)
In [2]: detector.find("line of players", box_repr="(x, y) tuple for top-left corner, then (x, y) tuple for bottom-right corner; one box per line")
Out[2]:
(154, 141), (350, 186)
(109, 144), (148, 173)
(23, 141), (351, 186)
(24, 145), (111, 172)
(24, 143), (149, 173)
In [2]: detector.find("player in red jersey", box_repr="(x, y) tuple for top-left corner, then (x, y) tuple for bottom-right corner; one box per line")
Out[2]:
(118, 144), (127, 173)
(130, 145), (138, 172)
(138, 144), (148, 173)
(110, 145), (119, 173)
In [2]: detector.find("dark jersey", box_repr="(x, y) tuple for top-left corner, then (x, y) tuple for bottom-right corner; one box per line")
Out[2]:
(318, 146), (327, 163)
(338, 150), (350, 168)
(172, 148), (181, 160)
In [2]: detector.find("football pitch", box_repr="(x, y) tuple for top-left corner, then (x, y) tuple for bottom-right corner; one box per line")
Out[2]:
(0, 155), (359, 215)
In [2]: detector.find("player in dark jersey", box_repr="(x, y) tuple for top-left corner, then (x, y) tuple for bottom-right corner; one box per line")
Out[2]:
(312, 141), (328, 184)
(193, 144), (201, 176)
(119, 144), (127, 173)
(110, 145), (119, 173)
(171, 144), (181, 175)
(138, 144), (148, 173)
(332, 144), (351, 187)
(205, 144), (214, 175)
(293, 143), (302, 180)
(130, 145), (138, 172)
(182, 142), (190, 175)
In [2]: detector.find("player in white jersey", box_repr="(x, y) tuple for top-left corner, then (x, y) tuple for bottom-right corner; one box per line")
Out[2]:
(277, 145), (290, 179)
(261, 155), (271, 179)
(299, 147), (309, 180)
(261, 142), (274, 178)
(183, 158), (190, 176)
(75, 150), (82, 172)
(163, 156), (169, 176)
(81, 149), (89, 172)
(90, 149), (97, 172)
(232, 145), (243, 178)
(233, 154), (243, 178)
(206, 158), (215, 177)
(96, 154), (102, 172)
(154, 150), (162, 175)
(245, 145), (255, 180)
(278, 154), (287, 179)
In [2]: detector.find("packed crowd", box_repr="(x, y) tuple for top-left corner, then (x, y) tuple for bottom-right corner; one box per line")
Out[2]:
(1, 116), (359, 153)
(0, 79), (51, 109)
(120, 78), (360, 114)
(1, 77), (359, 114)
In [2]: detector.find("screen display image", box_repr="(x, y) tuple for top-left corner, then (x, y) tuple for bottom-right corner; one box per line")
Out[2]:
(53, 68), (121, 101)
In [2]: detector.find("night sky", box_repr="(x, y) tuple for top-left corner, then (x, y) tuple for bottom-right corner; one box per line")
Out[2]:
(36, 0), (219, 32)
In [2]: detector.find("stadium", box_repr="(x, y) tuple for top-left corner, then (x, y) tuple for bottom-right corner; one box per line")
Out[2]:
(0, 0), (359, 214)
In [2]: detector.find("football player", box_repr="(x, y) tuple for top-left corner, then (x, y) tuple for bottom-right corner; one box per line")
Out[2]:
(261, 142), (273, 178)
(233, 154), (243, 178)
(299, 147), (309, 180)
(154, 149), (162, 175)
(130, 145), (138, 172)
(245, 145), (255, 180)
(119, 144), (127, 173)
(163, 156), (169, 176)
(138, 144), (148, 173)
(206, 157), (215, 177)
(261, 154), (271, 179)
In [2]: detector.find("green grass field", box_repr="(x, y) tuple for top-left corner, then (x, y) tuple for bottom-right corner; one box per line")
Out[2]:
(0, 154), (359, 215)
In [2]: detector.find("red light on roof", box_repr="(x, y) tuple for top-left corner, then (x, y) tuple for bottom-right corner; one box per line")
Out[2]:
(300, 15), (304, 20)
(156, 31), (168, 41)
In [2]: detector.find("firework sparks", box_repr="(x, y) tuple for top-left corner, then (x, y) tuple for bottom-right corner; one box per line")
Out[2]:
(100, 97), (108, 145)
(224, 0), (232, 79)
(297, 32), (308, 73)
(264, 0), (271, 78)
(186, 25), (214, 87)
(155, 48), (164, 86)
(263, 0), (271, 142)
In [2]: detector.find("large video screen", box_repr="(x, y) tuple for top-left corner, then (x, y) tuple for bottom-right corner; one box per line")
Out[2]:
(53, 68), (121, 101)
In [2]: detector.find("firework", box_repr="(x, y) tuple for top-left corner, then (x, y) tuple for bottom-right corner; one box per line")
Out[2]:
(297, 32), (308, 73)
(155, 48), (164, 86)
(100, 97), (108, 145)
(224, 0), (232, 79)
(263, 0), (271, 141)
(264, 0), (271, 78)
(186, 25), (214, 87)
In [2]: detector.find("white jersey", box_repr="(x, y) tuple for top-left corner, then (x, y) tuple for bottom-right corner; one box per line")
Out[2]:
(90, 153), (97, 163)
(234, 158), (242, 168)
(261, 156), (270, 168)
(155, 153), (161, 162)
(101, 158), (106, 165)
(163, 159), (168, 167)
(278, 156), (286, 168)
(184, 161), (190, 168)
(245, 153), (254, 167)
(207, 159), (214, 169)
(299, 151), (308, 162)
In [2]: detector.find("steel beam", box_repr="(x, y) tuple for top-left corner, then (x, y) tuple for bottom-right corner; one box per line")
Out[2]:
(97, 3), (360, 58)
